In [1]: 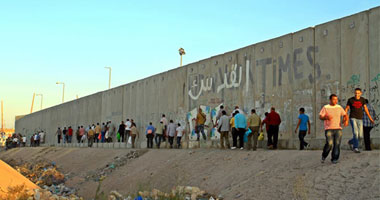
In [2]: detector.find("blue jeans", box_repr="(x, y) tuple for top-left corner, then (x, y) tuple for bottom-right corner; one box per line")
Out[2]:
(348, 118), (363, 149)
(196, 125), (206, 140)
(101, 131), (105, 143)
(322, 129), (343, 161)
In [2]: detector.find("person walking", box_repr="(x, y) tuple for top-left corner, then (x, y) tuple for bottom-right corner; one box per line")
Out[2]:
(56, 127), (62, 144)
(247, 109), (261, 150)
(167, 120), (176, 148)
(346, 88), (375, 153)
(155, 121), (164, 148)
(266, 107), (281, 149)
(68, 126), (73, 143)
(176, 123), (184, 149)
(62, 127), (67, 144)
(320, 94), (348, 164)
(101, 122), (107, 143)
(125, 119), (132, 143)
(234, 110), (247, 150)
(295, 108), (311, 150)
(87, 128), (95, 147)
(363, 99), (376, 151)
(230, 111), (238, 149)
(145, 122), (155, 149)
(130, 123), (139, 148)
(118, 121), (126, 143)
(196, 108), (207, 141)
(217, 110), (230, 149)
(95, 123), (101, 143)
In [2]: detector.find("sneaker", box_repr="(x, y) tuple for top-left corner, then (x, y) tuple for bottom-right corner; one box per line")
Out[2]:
(348, 141), (353, 151)
(305, 144), (310, 149)
(240, 147), (244, 150)
(331, 160), (338, 164)
(321, 156), (326, 163)
(354, 148), (361, 153)
(231, 147), (236, 150)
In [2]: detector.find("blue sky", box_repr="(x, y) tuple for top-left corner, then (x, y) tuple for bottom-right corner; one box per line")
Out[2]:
(0, 1), (379, 128)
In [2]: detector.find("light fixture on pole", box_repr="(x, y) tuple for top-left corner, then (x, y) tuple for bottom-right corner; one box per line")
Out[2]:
(104, 66), (112, 89)
(179, 48), (186, 67)
(56, 82), (65, 103)
(36, 94), (43, 110)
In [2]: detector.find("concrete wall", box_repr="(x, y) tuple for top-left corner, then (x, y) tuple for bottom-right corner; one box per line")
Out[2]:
(16, 7), (380, 148)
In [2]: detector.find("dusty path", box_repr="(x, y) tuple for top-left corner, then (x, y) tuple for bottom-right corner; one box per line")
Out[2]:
(1, 147), (379, 200)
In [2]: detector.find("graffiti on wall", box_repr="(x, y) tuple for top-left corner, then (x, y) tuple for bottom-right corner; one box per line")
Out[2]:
(188, 46), (322, 102)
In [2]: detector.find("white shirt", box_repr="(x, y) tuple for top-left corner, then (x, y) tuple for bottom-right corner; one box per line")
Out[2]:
(34, 135), (38, 140)
(125, 121), (132, 131)
(161, 117), (168, 126)
(176, 127), (184, 137)
(39, 132), (45, 142)
(22, 137), (26, 143)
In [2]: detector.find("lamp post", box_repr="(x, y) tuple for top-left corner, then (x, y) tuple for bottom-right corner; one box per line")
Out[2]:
(56, 82), (65, 103)
(179, 48), (186, 67)
(105, 66), (111, 89)
(36, 94), (43, 110)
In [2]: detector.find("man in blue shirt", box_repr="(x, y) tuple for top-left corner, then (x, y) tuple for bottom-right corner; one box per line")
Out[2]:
(295, 108), (311, 150)
(145, 122), (155, 149)
(234, 110), (247, 150)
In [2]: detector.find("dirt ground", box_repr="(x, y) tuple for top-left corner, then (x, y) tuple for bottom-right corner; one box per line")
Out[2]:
(1, 147), (379, 200)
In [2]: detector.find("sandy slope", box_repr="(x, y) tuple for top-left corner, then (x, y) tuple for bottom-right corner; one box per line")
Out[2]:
(1, 147), (379, 200)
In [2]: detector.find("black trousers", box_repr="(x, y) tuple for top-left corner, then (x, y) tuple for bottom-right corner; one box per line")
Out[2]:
(232, 128), (238, 147)
(268, 125), (279, 149)
(363, 126), (373, 150)
(146, 134), (154, 148)
(168, 136), (174, 148)
(298, 131), (308, 150)
(237, 128), (245, 148)
(57, 135), (61, 144)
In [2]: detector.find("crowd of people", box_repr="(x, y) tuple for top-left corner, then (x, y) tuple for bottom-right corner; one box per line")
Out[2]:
(2, 130), (45, 150)
(6, 88), (376, 165)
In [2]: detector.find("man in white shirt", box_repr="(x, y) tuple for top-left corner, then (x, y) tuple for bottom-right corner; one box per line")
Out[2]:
(176, 123), (185, 149)
(125, 119), (132, 143)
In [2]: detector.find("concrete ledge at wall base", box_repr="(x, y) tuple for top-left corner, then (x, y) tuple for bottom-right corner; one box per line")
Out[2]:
(44, 138), (380, 150)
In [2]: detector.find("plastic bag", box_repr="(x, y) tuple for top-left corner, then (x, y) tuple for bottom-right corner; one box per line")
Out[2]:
(244, 129), (251, 142)
(258, 131), (264, 141)
(105, 131), (109, 139)
(117, 132), (120, 140)
(128, 136), (132, 144)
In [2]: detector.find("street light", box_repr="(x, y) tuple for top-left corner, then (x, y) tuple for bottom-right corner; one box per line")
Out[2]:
(56, 82), (65, 103)
(179, 48), (186, 67)
(104, 66), (111, 89)
(35, 94), (43, 110)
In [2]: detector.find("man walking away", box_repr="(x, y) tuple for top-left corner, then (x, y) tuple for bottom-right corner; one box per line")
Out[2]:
(247, 109), (261, 150)
(167, 120), (176, 148)
(145, 122), (155, 148)
(95, 123), (101, 143)
(118, 121), (126, 143)
(363, 99), (376, 151)
(101, 122), (107, 143)
(56, 127), (62, 144)
(196, 108), (207, 141)
(295, 108), (311, 150)
(68, 127), (73, 143)
(87, 128), (95, 147)
(125, 119), (132, 143)
(79, 126), (85, 143)
(320, 94), (348, 164)
(234, 111), (247, 150)
(230, 111), (238, 149)
(155, 121), (164, 148)
(75, 126), (80, 143)
(130, 123), (139, 148)
(160, 115), (168, 142)
(176, 123), (184, 149)
(218, 110), (230, 149)
(267, 108), (281, 149)
(346, 88), (375, 153)
(62, 127), (67, 144)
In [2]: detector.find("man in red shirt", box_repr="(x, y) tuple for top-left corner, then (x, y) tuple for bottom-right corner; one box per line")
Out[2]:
(68, 126), (73, 143)
(267, 107), (281, 149)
